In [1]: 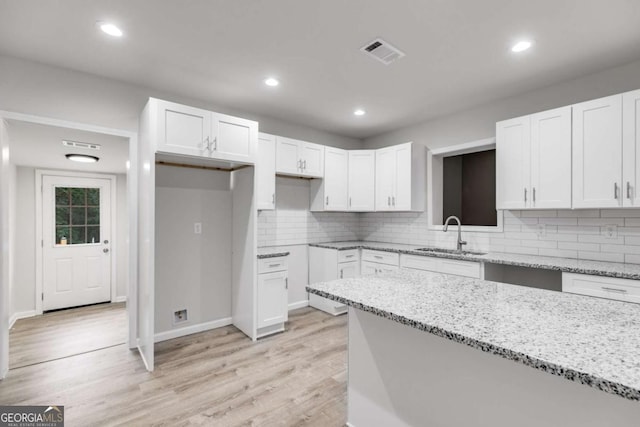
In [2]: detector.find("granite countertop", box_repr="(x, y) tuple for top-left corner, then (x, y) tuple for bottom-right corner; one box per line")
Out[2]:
(306, 269), (640, 401)
(309, 241), (640, 280)
(257, 247), (290, 259)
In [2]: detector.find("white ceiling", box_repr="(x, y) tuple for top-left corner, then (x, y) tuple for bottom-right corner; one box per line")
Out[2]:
(1, 1), (640, 139)
(7, 120), (129, 174)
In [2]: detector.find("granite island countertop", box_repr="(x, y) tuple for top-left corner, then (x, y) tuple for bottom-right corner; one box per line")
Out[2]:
(309, 241), (640, 280)
(306, 269), (640, 401)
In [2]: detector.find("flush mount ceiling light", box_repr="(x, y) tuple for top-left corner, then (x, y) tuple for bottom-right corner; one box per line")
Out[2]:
(66, 154), (100, 163)
(264, 77), (280, 87)
(97, 21), (123, 37)
(511, 40), (533, 53)
(354, 109), (366, 116)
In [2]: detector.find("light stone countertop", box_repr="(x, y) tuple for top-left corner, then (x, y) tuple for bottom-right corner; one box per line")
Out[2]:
(257, 247), (290, 259)
(309, 241), (640, 280)
(306, 268), (640, 401)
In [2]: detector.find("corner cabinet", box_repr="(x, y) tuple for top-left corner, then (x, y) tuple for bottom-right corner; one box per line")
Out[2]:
(496, 106), (572, 210)
(374, 142), (426, 211)
(275, 136), (324, 178)
(153, 98), (258, 164)
(256, 133), (276, 210)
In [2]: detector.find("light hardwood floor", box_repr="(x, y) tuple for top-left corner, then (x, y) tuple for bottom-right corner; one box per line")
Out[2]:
(9, 302), (127, 369)
(1, 307), (348, 426)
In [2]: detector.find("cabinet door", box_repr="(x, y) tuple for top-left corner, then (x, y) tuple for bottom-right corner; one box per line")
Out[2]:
(623, 89), (640, 207)
(348, 150), (375, 211)
(496, 116), (530, 209)
(156, 99), (211, 157)
(300, 141), (325, 178)
(394, 143), (413, 210)
(530, 106), (572, 209)
(375, 147), (396, 211)
(275, 137), (301, 175)
(256, 133), (276, 210)
(323, 147), (349, 210)
(338, 261), (359, 279)
(257, 271), (288, 328)
(212, 113), (257, 163)
(361, 261), (379, 276)
(573, 95), (622, 208)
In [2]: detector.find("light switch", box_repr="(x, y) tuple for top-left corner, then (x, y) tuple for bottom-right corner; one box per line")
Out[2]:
(194, 222), (202, 234)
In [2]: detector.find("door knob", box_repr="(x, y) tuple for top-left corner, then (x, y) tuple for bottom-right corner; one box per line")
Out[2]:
(103, 248), (109, 253)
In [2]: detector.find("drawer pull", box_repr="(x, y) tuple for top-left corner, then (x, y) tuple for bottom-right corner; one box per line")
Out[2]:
(601, 286), (628, 294)
(345, 254), (354, 258)
(374, 255), (383, 259)
(269, 263), (281, 268)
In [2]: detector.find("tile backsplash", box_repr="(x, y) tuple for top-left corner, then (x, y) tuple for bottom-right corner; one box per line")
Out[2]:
(259, 207), (640, 264)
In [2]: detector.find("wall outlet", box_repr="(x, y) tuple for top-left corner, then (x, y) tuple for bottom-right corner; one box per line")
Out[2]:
(194, 222), (202, 234)
(173, 309), (188, 325)
(603, 224), (618, 239)
(536, 224), (546, 237)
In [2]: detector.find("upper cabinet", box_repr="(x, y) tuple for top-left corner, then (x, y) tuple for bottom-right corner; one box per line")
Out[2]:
(153, 98), (258, 164)
(310, 147), (349, 211)
(256, 133), (276, 210)
(496, 106), (571, 210)
(623, 89), (640, 207)
(572, 94), (623, 208)
(275, 136), (324, 178)
(375, 142), (426, 211)
(348, 150), (376, 211)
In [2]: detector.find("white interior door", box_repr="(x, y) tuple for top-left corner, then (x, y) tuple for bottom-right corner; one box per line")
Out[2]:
(42, 175), (112, 311)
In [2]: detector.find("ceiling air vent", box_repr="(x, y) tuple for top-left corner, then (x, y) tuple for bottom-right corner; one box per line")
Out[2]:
(62, 140), (101, 150)
(360, 38), (406, 65)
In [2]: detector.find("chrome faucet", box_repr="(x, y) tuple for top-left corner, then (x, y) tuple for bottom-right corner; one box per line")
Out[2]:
(443, 216), (467, 253)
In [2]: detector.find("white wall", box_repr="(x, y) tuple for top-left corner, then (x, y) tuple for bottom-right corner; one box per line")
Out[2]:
(0, 119), (10, 377)
(10, 167), (129, 315)
(0, 55), (362, 150)
(154, 165), (232, 334)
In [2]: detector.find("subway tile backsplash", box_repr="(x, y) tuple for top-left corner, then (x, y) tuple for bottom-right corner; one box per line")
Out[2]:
(258, 208), (640, 264)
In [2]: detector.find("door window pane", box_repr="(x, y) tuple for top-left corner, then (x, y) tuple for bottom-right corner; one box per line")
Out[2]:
(55, 187), (101, 245)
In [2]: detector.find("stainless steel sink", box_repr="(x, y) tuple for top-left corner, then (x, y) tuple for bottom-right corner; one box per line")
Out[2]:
(415, 247), (487, 256)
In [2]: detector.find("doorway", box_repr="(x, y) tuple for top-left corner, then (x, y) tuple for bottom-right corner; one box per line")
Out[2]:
(40, 174), (115, 311)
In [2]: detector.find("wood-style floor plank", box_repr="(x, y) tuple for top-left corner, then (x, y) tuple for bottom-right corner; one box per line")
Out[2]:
(0, 307), (347, 426)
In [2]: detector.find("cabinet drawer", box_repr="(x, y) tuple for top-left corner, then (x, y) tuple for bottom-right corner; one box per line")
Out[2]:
(400, 254), (439, 272)
(361, 249), (399, 266)
(438, 259), (481, 278)
(258, 256), (288, 274)
(338, 249), (359, 263)
(562, 273), (640, 304)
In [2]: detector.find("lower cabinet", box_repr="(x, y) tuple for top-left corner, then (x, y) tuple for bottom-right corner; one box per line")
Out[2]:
(562, 272), (640, 304)
(361, 249), (400, 276)
(257, 256), (289, 338)
(400, 254), (481, 279)
(309, 247), (360, 315)
(361, 261), (399, 276)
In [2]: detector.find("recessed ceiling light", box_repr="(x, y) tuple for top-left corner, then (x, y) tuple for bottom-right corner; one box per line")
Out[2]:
(264, 78), (279, 87)
(66, 154), (99, 163)
(354, 109), (366, 116)
(511, 40), (532, 53)
(98, 22), (123, 37)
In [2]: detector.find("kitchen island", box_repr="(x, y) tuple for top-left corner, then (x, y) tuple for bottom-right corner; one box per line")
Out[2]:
(307, 269), (640, 427)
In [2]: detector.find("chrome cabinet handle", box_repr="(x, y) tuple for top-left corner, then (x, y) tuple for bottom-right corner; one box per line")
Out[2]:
(303, 160), (307, 170)
(272, 193), (275, 204)
(326, 196), (329, 206)
(269, 263), (281, 268)
(345, 254), (354, 258)
(212, 136), (217, 151)
(524, 188), (527, 203)
(203, 136), (210, 151)
(532, 187), (536, 203)
(614, 182), (619, 199)
(297, 159), (302, 170)
(602, 286), (627, 294)
(103, 248), (109, 253)
(349, 197), (352, 207)
(340, 269), (343, 279)
(374, 255), (383, 259)
(387, 196), (391, 206)
(392, 196), (395, 206)
(627, 182), (632, 199)
(285, 277), (288, 289)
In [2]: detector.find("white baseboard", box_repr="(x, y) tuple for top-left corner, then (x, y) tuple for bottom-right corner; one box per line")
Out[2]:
(9, 310), (37, 329)
(288, 300), (309, 311)
(112, 296), (127, 303)
(154, 317), (233, 343)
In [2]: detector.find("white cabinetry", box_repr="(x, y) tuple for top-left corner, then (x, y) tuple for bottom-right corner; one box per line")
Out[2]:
(623, 89), (640, 207)
(572, 94), (623, 208)
(348, 150), (376, 211)
(497, 106), (571, 210)
(400, 254), (481, 279)
(153, 98), (257, 164)
(257, 256), (289, 337)
(309, 247), (360, 315)
(310, 147), (348, 211)
(275, 136), (324, 178)
(360, 250), (400, 276)
(256, 133), (276, 210)
(375, 142), (426, 211)
(563, 273), (640, 304)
